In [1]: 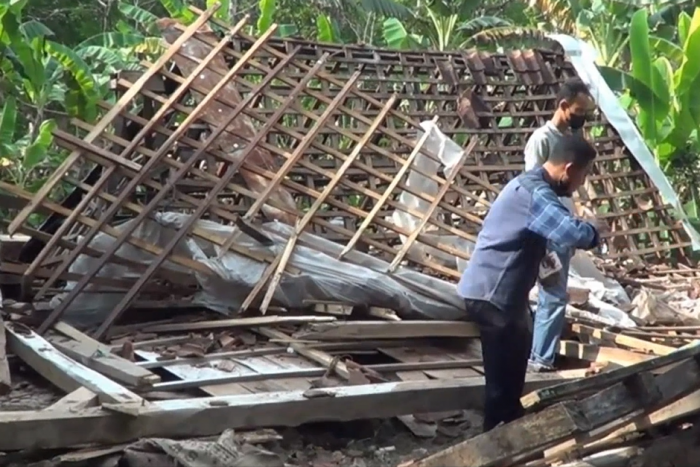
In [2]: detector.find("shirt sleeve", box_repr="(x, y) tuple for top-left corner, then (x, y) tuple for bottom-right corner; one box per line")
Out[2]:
(524, 131), (550, 171)
(527, 186), (599, 250)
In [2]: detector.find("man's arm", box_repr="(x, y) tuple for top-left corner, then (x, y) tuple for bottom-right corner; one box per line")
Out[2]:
(524, 131), (550, 171)
(527, 186), (599, 250)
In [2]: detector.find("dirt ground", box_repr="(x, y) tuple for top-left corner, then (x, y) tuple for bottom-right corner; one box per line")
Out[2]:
(0, 367), (62, 411)
(271, 413), (482, 467)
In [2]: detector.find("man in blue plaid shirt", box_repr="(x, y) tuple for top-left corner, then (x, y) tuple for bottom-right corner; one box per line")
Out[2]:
(457, 135), (608, 432)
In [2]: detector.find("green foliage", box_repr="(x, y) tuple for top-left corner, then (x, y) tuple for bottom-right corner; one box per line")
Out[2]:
(383, 17), (425, 48)
(380, 0), (542, 51)
(257, 0), (276, 34)
(0, 0), (113, 196)
(316, 14), (336, 43)
(600, 7), (700, 222)
(0, 96), (57, 187)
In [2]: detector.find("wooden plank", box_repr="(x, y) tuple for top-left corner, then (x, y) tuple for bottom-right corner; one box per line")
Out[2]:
(559, 341), (652, 366)
(42, 387), (98, 412)
(515, 345), (700, 465)
(521, 340), (700, 410)
(381, 345), (481, 379)
(591, 389), (700, 446)
(402, 372), (662, 467)
(572, 324), (674, 356)
(295, 321), (479, 341)
(542, 355), (700, 462)
(257, 327), (352, 379)
(0, 316), (11, 395)
(52, 322), (160, 388)
(134, 349), (260, 397)
(148, 359), (487, 391)
(5, 325), (143, 405)
(141, 315), (335, 333)
(0, 375), (589, 451)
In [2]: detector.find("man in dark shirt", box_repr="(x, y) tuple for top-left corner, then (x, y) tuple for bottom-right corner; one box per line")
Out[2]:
(457, 135), (608, 432)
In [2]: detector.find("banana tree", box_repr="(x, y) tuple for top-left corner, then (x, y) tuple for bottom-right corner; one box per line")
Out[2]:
(529, 0), (692, 67)
(600, 8), (700, 223)
(601, 9), (700, 166)
(0, 96), (56, 191)
(1, 0), (102, 121)
(382, 0), (541, 51)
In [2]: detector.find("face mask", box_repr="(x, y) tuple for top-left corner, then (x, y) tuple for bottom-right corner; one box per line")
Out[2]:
(568, 114), (586, 130)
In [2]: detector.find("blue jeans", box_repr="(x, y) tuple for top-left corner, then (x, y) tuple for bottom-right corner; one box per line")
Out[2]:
(530, 243), (571, 367)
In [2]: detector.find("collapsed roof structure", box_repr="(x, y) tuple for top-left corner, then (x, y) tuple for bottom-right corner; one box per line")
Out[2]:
(1, 5), (700, 465)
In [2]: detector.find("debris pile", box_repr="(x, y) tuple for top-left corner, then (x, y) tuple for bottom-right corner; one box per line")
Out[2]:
(0, 4), (700, 466)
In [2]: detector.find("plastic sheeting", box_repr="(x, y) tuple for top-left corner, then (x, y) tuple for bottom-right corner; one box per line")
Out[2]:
(390, 120), (478, 274)
(549, 34), (700, 250)
(52, 213), (467, 328)
(55, 117), (644, 330)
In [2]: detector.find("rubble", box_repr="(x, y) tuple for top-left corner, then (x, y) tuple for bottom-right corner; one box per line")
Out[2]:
(1, 3), (700, 466)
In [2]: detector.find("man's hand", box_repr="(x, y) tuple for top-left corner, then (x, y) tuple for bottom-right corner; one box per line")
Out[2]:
(589, 219), (610, 235)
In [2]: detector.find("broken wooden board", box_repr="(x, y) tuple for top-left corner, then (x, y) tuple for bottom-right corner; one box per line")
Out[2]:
(522, 340), (700, 410)
(0, 315), (11, 395)
(0, 370), (584, 450)
(6, 324), (143, 405)
(402, 371), (663, 467)
(294, 320), (479, 340)
(42, 387), (99, 411)
(541, 347), (700, 462)
(520, 342), (700, 465)
(559, 341), (652, 367)
(571, 324), (674, 356)
(52, 322), (160, 388)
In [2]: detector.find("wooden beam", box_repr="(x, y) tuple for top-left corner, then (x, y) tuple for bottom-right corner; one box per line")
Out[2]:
(522, 340), (700, 410)
(52, 322), (159, 388)
(0, 375), (585, 451)
(571, 324), (674, 356)
(141, 315), (335, 333)
(403, 372), (662, 467)
(294, 320), (480, 341)
(407, 339), (700, 467)
(42, 387), (98, 412)
(559, 341), (652, 366)
(0, 316), (11, 395)
(5, 325), (143, 405)
(526, 345), (700, 465)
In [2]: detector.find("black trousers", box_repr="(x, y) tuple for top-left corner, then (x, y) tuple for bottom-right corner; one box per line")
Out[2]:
(464, 299), (533, 432)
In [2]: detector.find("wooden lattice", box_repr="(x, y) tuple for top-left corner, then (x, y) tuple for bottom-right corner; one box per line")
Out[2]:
(1, 5), (691, 339)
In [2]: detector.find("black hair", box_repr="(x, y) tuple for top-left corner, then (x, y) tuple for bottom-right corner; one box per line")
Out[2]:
(556, 78), (590, 104)
(549, 134), (596, 167)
